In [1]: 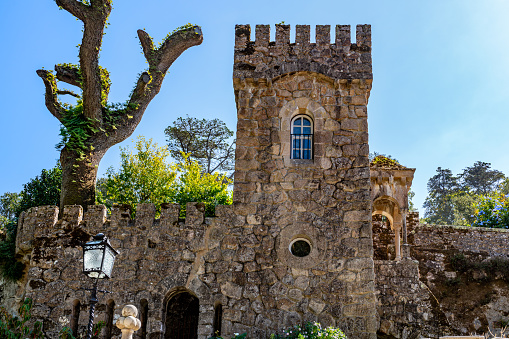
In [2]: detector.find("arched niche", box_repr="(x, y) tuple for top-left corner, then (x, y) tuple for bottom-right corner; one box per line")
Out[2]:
(163, 287), (199, 339)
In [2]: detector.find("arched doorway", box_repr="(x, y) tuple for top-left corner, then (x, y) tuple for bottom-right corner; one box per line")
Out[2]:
(164, 289), (199, 339)
(372, 197), (402, 260)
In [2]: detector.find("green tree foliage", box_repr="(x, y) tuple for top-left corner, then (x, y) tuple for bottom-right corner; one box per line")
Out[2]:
(164, 116), (235, 174)
(460, 161), (505, 195)
(423, 162), (507, 226)
(100, 136), (232, 217)
(172, 153), (232, 217)
(0, 298), (44, 338)
(423, 167), (459, 224)
(471, 193), (509, 228)
(270, 322), (347, 339)
(408, 190), (416, 212)
(100, 137), (176, 214)
(0, 166), (61, 281)
(16, 166), (62, 216)
(0, 193), (20, 230)
(0, 298), (104, 339)
(0, 220), (25, 281)
(450, 190), (480, 226)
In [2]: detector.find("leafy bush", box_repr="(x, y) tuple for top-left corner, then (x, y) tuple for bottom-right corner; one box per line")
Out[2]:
(471, 193), (509, 228)
(270, 322), (348, 339)
(172, 152), (232, 217)
(0, 220), (25, 281)
(100, 137), (232, 217)
(0, 298), (44, 338)
(0, 297), (105, 339)
(208, 333), (246, 339)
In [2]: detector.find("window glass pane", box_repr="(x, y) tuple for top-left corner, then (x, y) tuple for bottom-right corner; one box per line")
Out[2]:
(294, 118), (301, 126)
(303, 150), (310, 159)
(303, 118), (311, 126)
(293, 126), (301, 134)
(303, 127), (311, 134)
(303, 139), (310, 149)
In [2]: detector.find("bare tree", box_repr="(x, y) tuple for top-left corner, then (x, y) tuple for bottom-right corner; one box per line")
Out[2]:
(36, 0), (202, 208)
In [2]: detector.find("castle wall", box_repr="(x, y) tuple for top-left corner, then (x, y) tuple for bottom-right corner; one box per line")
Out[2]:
(373, 221), (509, 338)
(411, 224), (509, 256)
(232, 24), (377, 338)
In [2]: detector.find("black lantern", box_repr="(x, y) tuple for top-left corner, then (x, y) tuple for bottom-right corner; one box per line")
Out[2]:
(81, 233), (118, 339)
(82, 233), (118, 279)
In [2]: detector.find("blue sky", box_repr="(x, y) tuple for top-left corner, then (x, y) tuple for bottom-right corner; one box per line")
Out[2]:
(1, 0), (509, 213)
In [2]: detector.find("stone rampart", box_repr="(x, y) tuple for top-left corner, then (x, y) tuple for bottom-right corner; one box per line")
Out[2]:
(411, 224), (509, 257)
(13, 199), (377, 339)
(233, 24), (372, 81)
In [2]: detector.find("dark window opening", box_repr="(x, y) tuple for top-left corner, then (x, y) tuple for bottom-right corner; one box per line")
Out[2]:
(140, 299), (149, 339)
(212, 304), (222, 337)
(290, 239), (312, 257)
(105, 299), (115, 339)
(71, 300), (80, 337)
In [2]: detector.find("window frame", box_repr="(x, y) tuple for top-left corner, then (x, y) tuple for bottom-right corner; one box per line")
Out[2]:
(290, 115), (314, 160)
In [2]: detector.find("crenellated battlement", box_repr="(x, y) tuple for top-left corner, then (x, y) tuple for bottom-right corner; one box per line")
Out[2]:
(233, 24), (372, 82)
(15, 202), (235, 257)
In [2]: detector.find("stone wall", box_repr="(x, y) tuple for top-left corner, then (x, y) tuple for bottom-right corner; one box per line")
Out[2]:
(232, 24), (376, 339)
(375, 259), (438, 339)
(411, 224), (509, 256)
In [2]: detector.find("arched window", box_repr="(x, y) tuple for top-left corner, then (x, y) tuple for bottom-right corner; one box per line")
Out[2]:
(291, 115), (313, 159)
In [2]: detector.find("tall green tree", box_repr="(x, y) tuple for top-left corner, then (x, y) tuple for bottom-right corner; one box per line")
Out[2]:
(460, 161), (505, 195)
(165, 116), (235, 174)
(423, 167), (459, 224)
(101, 137), (176, 214)
(172, 153), (232, 217)
(0, 193), (20, 229)
(37, 0), (202, 209)
(100, 137), (232, 217)
(16, 166), (62, 216)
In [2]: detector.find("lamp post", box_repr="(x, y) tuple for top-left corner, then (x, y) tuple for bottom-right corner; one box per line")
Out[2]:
(82, 233), (118, 339)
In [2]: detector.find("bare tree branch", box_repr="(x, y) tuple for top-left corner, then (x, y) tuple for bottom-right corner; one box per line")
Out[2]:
(55, 0), (89, 22)
(155, 26), (203, 72)
(137, 30), (154, 62)
(100, 26), (203, 147)
(55, 64), (82, 89)
(36, 69), (65, 122)
(57, 89), (81, 98)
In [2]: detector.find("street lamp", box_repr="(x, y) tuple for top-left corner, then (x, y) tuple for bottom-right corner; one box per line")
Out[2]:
(82, 233), (118, 339)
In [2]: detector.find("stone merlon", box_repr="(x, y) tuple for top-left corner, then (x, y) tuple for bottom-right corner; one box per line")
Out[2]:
(234, 24), (372, 81)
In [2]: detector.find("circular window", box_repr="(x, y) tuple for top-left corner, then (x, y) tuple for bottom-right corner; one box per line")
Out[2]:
(289, 238), (312, 257)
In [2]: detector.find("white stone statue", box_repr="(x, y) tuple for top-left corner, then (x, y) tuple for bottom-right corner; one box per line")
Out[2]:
(116, 305), (142, 339)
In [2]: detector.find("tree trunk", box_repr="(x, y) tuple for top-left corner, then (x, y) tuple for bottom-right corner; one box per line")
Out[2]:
(60, 147), (105, 208)
(37, 2), (203, 210)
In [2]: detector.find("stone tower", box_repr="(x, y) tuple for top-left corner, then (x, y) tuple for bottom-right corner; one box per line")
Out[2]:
(232, 24), (376, 338)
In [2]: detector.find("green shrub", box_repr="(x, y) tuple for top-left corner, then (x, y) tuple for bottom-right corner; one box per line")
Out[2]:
(0, 298), (105, 339)
(270, 322), (348, 339)
(0, 220), (25, 281)
(208, 333), (246, 339)
(0, 298), (44, 338)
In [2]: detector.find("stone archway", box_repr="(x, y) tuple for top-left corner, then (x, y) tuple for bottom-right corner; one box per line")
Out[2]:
(164, 289), (199, 339)
(372, 196), (402, 260)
